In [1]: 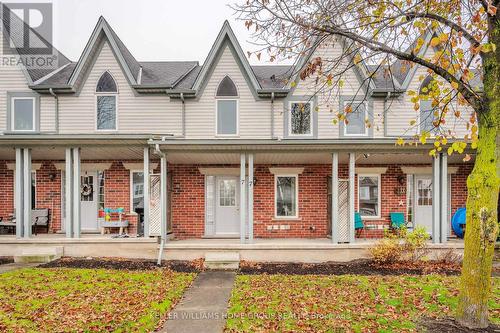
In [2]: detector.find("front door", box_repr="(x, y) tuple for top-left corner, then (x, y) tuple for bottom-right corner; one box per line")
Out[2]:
(414, 176), (433, 234)
(215, 176), (239, 235)
(81, 172), (98, 231)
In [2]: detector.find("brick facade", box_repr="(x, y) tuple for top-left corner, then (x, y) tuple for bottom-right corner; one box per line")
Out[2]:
(0, 159), (473, 239)
(169, 163), (473, 239)
(0, 160), (138, 235)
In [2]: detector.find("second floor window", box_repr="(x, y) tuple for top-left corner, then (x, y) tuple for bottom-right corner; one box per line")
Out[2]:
(289, 102), (312, 136)
(96, 71), (118, 130)
(11, 97), (35, 131)
(344, 101), (367, 136)
(216, 76), (238, 136)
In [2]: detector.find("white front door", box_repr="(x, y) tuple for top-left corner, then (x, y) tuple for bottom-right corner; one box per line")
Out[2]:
(414, 176), (433, 234)
(215, 176), (240, 235)
(81, 172), (98, 231)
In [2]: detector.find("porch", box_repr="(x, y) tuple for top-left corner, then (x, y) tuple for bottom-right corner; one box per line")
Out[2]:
(0, 233), (465, 263)
(0, 137), (472, 249)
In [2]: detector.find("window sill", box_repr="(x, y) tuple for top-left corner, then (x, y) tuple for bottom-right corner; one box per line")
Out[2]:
(272, 217), (302, 222)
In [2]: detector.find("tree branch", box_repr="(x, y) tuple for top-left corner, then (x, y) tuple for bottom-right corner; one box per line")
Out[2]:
(405, 11), (481, 47)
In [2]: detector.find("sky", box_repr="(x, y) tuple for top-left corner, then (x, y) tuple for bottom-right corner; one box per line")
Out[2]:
(22, 0), (267, 64)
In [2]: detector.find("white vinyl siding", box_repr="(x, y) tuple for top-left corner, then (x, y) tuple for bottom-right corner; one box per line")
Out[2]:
(185, 45), (272, 139)
(57, 41), (182, 135)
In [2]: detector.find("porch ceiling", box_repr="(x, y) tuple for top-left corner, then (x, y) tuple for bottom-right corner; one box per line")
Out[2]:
(166, 152), (471, 165)
(0, 146), (145, 160)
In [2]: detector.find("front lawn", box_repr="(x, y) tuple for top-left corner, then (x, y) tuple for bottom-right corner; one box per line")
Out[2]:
(0, 267), (195, 332)
(226, 274), (500, 332)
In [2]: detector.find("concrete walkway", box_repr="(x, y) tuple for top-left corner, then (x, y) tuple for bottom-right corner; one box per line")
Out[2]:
(0, 263), (38, 274)
(161, 271), (236, 333)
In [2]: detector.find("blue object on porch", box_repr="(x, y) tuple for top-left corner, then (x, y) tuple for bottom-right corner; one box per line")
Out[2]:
(354, 212), (364, 230)
(389, 212), (406, 229)
(104, 208), (125, 214)
(451, 207), (466, 238)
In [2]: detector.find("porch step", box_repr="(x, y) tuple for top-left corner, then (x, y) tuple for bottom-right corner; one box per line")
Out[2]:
(14, 246), (63, 264)
(204, 251), (240, 270)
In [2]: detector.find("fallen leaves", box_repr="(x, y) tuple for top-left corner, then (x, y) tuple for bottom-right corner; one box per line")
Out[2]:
(225, 274), (500, 333)
(0, 267), (195, 332)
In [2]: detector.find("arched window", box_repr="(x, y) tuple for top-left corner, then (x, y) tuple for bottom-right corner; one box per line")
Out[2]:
(96, 71), (118, 130)
(216, 76), (238, 97)
(419, 76), (436, 134)
(215, 76), (238, 135)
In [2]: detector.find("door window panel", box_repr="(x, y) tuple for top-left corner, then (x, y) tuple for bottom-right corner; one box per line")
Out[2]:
(219, 179), (236, 207)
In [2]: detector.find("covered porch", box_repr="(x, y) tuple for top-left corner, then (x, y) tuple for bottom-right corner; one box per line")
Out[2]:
(152, 139), (472, 245)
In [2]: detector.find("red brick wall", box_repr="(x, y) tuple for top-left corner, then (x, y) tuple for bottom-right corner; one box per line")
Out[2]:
(170, 165), (207, 238)
(35, 162), (62, 232)
(169, 162), (472, 239)
(103, 161), (138, 235)
(0, 161), (14, 221)
(451, 163), (473, 216)
(0, 160), (139, 235)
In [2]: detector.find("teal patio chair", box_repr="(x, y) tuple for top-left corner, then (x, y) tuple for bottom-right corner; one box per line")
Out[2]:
(389, 212), (406, 230)
(355, 212), (366, 239)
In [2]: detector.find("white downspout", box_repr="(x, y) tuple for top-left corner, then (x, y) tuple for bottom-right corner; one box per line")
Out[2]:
(270, 92), (275, 139)
(49, 88), (59, 133)
(154, 143), (167, 265)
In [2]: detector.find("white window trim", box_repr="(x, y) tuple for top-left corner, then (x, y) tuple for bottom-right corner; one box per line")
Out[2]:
(343, 101), (368, 137)
(215, 98), (239, 137)
(11, 96), (36, 132)
(357, 174), (381, 219)
(95, 94), (119, 131)
(95, 71), (119, 132)
(288, 101), (313, 137)
(274, 174), (299, 219)
(129, 170), (143, 214)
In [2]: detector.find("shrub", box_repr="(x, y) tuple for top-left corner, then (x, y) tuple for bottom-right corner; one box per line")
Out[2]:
(369, 235), (403, 264)
(369, 226), (430, 264)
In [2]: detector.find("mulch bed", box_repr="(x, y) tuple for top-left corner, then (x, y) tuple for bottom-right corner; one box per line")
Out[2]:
(0, 256), (14, 265)
(239, 259), (464, 276)
(417, 317), (500, 333)
(40, 257), (203, 273)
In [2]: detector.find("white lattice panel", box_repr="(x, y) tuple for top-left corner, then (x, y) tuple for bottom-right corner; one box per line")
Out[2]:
(204, 176), (215, 235)
(149, 174), (161, 236)
(338, 180), (350, 242)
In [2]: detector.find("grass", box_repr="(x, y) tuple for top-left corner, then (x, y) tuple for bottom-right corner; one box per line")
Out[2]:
(226, 274), (500, 332)
(0, 267), (195, 332)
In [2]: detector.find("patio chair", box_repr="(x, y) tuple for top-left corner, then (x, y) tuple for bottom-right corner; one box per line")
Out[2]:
(32, 208), (50, 235)
(0, 213), (16, 235)
(389, 212), (406, 230)
(355, 212), (366, 238)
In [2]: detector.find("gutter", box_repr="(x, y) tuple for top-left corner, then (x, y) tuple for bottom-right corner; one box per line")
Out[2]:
(49, 88), (59, 133)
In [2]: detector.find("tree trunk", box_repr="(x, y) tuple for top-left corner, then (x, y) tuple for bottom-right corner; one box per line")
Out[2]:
(456, 15), (500, 329)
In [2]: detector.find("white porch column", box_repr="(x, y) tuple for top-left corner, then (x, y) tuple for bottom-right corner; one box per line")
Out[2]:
(15, 148), (24, 238)
(160, 153), (168, 240)
(331, 152), (339, 243)
(143, 147), (150, 237)
(22, 148), (32, 238)
(432, 155), (441, 244)
(247, 153), (254, 243)
(72, 148), (81, 238)
(65, 148), (74, 237)
(349, 152), (356, 243)
(240, 153), (246, 244)
(440, 153), (448, 243)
